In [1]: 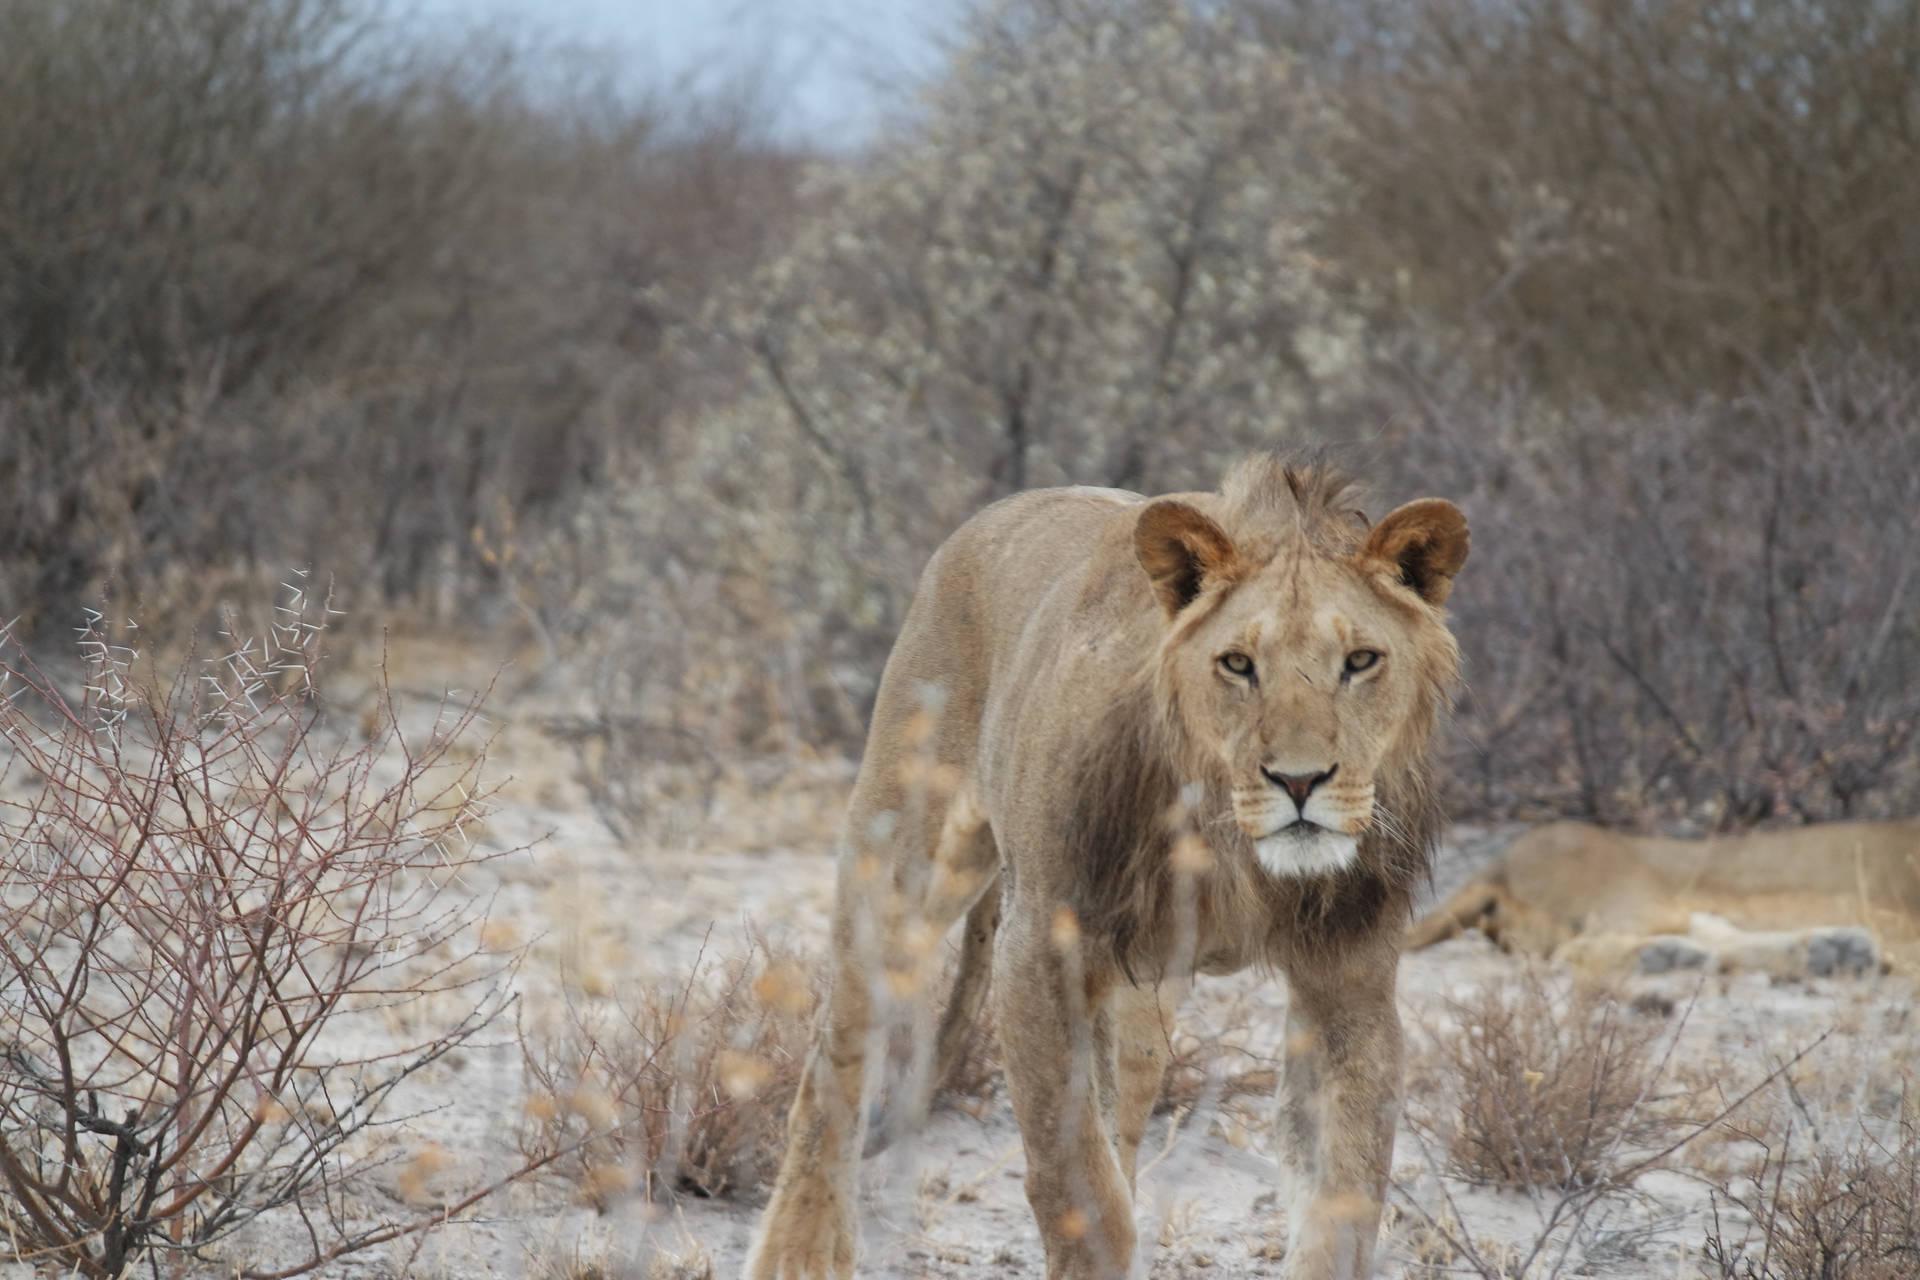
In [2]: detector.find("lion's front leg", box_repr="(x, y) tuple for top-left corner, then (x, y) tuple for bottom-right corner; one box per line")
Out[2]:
(1274, 939), (1402, 1280)
(995, 911), (1137, 1280)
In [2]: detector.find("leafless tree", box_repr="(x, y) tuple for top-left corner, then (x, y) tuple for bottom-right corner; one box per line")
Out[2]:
(0, 588), (552, 1277)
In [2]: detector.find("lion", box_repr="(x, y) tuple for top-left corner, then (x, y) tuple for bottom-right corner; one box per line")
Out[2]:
(746, 458), (1470, 1280)
(1405, 819), (1920, 976)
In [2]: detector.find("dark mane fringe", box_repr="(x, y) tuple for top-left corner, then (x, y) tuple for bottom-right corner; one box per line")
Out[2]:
(1061, 677), (1207, 976)
(1062, 675), (1440, 981)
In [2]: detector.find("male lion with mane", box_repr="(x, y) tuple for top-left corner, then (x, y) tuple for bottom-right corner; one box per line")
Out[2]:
(1407, 819), (1920, 976)
(748, 458), (1470, 1280)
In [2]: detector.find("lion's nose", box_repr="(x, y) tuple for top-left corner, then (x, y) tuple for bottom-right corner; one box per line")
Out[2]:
(1261, 763), (1337, 807)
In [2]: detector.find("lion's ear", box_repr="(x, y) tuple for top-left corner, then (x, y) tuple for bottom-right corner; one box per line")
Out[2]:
(1361, 498), (1469, 606)
(1135, 500), (1241, 617)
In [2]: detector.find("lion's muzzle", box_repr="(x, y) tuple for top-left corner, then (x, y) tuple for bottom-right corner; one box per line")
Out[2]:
(1253, 824), (1361, 878)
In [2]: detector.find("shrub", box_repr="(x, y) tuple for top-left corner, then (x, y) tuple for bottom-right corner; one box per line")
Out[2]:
(587, 0), (1351, 748)
(1379, 359), (1920, 826)
(1412, 973), (1671, 1190)
(0, 586), (528, 1277)
(520, 935), (821, 1203)
(1231, 0), (1920, 826)
(727, 0), (1345, 500)
(1397, 975), (1824, 1278)
(1704, 1116), (1920, 1280)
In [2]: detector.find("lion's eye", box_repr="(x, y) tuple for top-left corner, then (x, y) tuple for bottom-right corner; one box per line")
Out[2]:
(1218, 652), (1256, 680)
(1343, 649), (1381, 676)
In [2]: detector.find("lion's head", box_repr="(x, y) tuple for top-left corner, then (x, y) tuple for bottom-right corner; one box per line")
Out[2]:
(1135, 460), (1468, 880)
(1070, 459), (1467, 974)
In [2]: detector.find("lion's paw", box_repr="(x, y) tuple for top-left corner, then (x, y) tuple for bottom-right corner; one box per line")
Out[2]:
(742, 1239), (854, 1280)
(1634, 936), (1711, 974)
(1805, 928), (1878, 978)
(744, 1189), (856, 1280)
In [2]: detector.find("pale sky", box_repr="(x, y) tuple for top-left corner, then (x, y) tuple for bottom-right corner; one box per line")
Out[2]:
(405, 0), (961, 146)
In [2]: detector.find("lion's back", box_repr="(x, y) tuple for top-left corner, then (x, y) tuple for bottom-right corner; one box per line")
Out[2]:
(861, 484), (1153, 767)
(904, 484), (1150, 673)
(930, 485), (1143, 605)
(1695, 820), (1920, 929)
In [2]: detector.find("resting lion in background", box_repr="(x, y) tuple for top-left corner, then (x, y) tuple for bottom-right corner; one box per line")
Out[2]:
(1406, 820), (1920, 976)
(748, 459), (1470, 1280)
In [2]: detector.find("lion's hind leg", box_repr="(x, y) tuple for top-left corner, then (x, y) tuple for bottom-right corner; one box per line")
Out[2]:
(747, 776), (998, 1279)
(744, 909), (870, 1280)
(931, 881), (1003, 1099)
(1404, 876), (1502, 951)
(862, 871), (1004, 1157)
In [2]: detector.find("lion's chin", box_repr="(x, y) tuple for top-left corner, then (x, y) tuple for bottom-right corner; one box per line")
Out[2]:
(1253, 826), (1360, 879)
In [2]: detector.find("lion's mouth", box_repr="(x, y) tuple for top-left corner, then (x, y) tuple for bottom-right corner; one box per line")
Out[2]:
(1253, 823), (1360, 878)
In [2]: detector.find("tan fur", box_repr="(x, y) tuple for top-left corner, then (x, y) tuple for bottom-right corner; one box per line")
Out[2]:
(747, 459), (1469, 1280)
(1406, 819), (1920, 974)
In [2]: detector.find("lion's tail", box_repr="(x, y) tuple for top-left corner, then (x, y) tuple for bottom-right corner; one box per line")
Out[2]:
(1404, 873), (1502, 951)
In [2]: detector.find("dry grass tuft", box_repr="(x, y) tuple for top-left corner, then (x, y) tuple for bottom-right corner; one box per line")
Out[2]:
(526, 1208), (713, 1280)
(1395, 977), (1832, 1279)
(520, 934), (821, 1204)
(1412, 972), (1673, 1190)
(1385, 1199), (1524, 1280)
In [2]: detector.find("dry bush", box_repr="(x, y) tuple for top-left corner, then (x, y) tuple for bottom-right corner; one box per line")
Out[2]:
(575, 0), (1920, 828)
(0, 587), (537, 1278)
(600, 0), (1920, 827)
(1410, 973), (1673, 1191)
(1374, 358), (1920, 826)
(1255, 0), (1920, 405)
(540, 0), (1920, 814)
(520, 936), (821, 1204)
(1393, 973), (1817, 1278)
(726, 0), (1345, 500)
(1228, 0), (1920, 825)
(1154, 995), (1279, 1138)
(0, 0), (799, 636)
(1705, 1117), (1920, 1280)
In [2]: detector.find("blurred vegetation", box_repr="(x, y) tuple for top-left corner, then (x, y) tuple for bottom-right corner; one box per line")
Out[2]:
(4, 0), (1916, 829)
(0, 0), (798, 633)
(1258, 0), (1920, 403)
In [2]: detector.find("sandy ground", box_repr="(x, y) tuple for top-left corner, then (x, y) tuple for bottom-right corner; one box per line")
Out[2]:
(6, 665), (1916, 1280)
